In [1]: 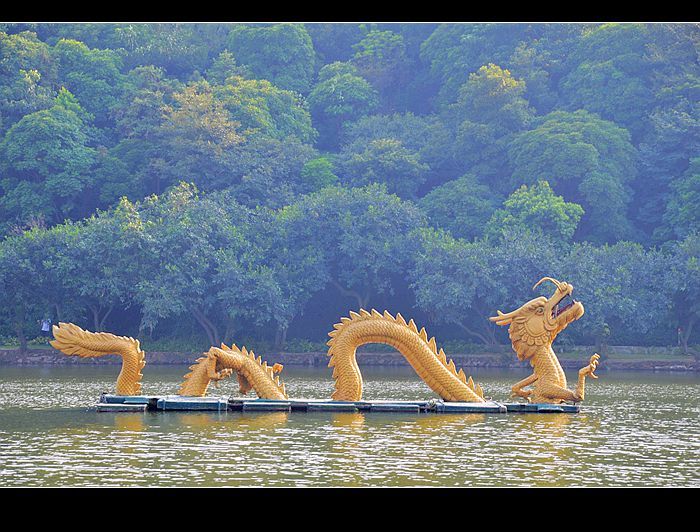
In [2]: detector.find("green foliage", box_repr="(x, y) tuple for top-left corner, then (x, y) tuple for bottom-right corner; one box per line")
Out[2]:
(130, 183), (248, 342)
(52, 38), (125, 127)
(226, 24), (315, 93)
(305, 24), (366, 63)
(662, 159), (700, 240)
(214, 75), (317, 144)
(51, 200), (145, 330)
(216, 205), (328, 337)
(300, 157), (339, 191)
(317, 61), (360, 81)
(0, 23), (699, 349)
(410, 227), (561, 344)
(337, 138), (429, 199)
(559, 24), (656, 140)
(351, 30), (410, 109)
(562, 241), (675, 342)
(507, 41), (557, 113)
(508, 110), (637, 243)
(449, 64), (534, 179)
(112, 23), (213, 77)
(111, 65), (181, 140)
(419, 174), (499, 241)
(227, 135), (318, 208)
(452, 64), (534, 130)
(158, 80), (244, 191)
(205, 50), (250, 84)
(636, 98), (700, 238)
(0, 31), (56, 130)
(308, 62), (379, 148)
(670, 234), (700, 351)
(340, 112), (453, 183)
(485, 181), (584, 243)
(0, 90), (97, 231)
(277, 184), (427, 308)
(420, 24), (532, 107)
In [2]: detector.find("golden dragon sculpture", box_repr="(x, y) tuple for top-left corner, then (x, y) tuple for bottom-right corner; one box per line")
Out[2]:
(50, 277), (598, 405)
(178, 343), (287, 399)
(50, 322), (146, 395)
(50, 324), (287, 399)
(326, 308), (484, 402)
(489, 277), (600, 403)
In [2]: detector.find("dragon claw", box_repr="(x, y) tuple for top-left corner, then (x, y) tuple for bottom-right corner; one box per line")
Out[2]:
(580, 353), (600, 379)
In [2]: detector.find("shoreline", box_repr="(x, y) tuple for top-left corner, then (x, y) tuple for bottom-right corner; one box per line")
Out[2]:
(2, 347), (698, 372)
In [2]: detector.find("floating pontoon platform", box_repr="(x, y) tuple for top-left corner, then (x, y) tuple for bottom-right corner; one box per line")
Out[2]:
(95, 394), (580, 414)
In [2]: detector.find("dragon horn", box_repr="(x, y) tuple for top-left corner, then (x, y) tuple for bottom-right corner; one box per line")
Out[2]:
(532, 277), (562, 291)
(489, 309), (517, 325)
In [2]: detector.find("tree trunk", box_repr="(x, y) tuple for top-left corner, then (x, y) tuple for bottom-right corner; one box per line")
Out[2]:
(15, 322), (27, 353)
(191, 307), (220, 346)
(274, 325), (288, 350)
(89, 305), (100, 331)
(330, 279), (370, 310)
(223, 320), (235, 346)
(680, 316), (696, 353)
(457, 321), (497, 346)
(473, 301), (501, 345)
(98, 305), (114, 331)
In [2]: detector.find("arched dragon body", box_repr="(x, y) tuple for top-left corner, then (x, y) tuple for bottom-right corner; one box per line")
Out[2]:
(50, 324), (286, 399)
(326, 308), (484, 402)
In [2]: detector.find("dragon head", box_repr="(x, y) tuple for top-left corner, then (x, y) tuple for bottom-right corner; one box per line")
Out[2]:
(489, 277), (584, 360)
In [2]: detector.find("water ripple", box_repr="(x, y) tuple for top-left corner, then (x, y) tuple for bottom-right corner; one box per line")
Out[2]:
(0, 366), (698, 486)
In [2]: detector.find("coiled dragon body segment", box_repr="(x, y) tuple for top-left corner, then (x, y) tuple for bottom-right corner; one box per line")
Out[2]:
(326, 309), (485, 402)
(178, 344), (287, 400)
(50, 322), (146, 395)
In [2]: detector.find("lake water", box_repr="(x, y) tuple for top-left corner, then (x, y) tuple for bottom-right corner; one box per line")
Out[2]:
(0, 365), (698, 487)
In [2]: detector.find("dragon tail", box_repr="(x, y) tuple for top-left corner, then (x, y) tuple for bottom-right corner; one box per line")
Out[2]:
(50, 322), (146, 395)
(327, 309), (485, 402)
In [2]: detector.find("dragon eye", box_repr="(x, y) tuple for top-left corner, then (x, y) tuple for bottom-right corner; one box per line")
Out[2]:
(536, 307), (544, 314)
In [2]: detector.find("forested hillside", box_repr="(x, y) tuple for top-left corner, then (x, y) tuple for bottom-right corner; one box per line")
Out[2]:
(0, 23), (698, 354)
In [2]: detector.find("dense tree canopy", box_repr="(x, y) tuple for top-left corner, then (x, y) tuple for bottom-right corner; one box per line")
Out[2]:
(484, 181), (584, 243)
(419, 174), (499, 241)
(0, 31), (56, 130)
(226, 24), (315, 94)
(0, 89), (97, 231)
(0, 23), (698, 353)
(507, 109), (637, 243)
